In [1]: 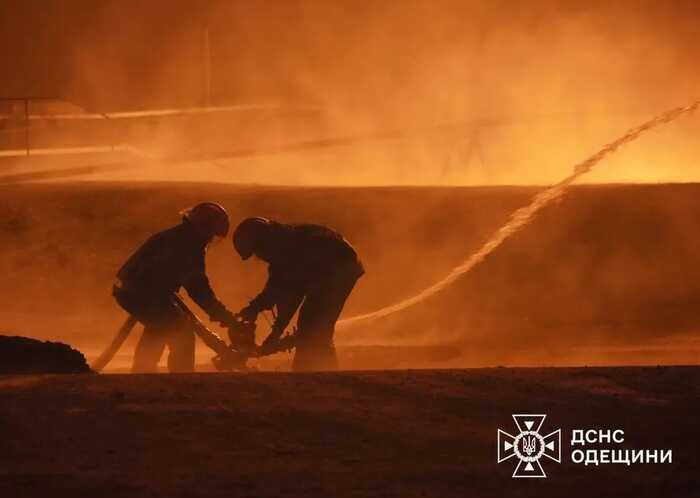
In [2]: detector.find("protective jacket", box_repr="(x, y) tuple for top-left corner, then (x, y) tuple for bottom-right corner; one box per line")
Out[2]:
(116, 220), (231, 322)
(248, 223), (364, 330)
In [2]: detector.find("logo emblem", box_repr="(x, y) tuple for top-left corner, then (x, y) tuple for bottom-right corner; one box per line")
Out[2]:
(498, 414), (561, 478)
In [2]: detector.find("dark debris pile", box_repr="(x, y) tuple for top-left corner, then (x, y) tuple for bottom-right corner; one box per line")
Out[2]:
(0, 335), (93, 374)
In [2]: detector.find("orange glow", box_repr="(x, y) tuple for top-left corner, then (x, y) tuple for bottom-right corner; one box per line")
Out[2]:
(1, 1), (700, 369)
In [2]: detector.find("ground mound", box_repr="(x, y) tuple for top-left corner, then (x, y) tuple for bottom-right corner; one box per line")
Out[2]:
(0, 335), (92, 374)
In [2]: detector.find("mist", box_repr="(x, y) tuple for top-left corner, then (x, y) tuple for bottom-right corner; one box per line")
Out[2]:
(2, 0), (699, 185)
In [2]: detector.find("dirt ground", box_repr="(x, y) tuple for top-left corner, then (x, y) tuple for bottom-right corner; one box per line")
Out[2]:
(1, 367), (697, 498)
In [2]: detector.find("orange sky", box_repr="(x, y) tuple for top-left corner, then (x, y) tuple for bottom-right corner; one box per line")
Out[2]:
(1, 0), (698, 185)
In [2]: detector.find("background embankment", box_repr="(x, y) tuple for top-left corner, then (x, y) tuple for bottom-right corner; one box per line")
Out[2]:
(1, 181), (699, 368)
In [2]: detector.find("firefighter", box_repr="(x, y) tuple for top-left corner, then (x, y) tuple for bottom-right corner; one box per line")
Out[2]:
(113, 202), (237, 373)
(232, 217), (364, 371)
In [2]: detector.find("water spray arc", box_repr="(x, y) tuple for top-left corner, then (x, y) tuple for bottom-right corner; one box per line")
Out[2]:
(338, 101), (700, 329)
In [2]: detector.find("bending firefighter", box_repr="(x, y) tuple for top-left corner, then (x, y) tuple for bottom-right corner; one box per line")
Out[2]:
(113, 203), (238, 373)
(233, 218), (364, 371)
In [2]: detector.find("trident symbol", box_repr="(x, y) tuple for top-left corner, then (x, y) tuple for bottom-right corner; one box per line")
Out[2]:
(522, 435), (537, 456)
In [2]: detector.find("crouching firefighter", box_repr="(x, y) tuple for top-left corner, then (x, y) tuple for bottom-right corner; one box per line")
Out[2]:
(232, 218), (364, 371)
(113, 202), (240, 373)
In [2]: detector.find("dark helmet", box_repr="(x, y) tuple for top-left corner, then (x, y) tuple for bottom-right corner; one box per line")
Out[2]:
(233, 217), (271, 260)
(182, 202), (230, 238)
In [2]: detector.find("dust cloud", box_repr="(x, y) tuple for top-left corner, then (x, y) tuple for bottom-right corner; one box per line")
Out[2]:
(2, 0), (700, 185)
(338, 101), (700, 327)
(4, 179), (700, 369)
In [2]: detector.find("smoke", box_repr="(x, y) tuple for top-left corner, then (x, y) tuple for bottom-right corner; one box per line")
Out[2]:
(338, 101), (700, 328)
(3, 1), (700, 185)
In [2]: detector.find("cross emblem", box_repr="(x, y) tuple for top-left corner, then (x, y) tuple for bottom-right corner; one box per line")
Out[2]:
(497, 414), (561, 478)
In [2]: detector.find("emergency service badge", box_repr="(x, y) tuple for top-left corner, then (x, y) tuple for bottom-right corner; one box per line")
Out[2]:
(497, 414), (561, 478)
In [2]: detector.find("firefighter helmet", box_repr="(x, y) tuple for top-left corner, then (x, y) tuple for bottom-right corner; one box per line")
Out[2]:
(182, 202), (230, 238)
(232, 217), (271, 260)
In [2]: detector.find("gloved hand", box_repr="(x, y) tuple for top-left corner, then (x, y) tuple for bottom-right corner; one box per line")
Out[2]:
(228, 316), (256, 352)
(236, 305), (259, 323)
(229, 330), (255, 353)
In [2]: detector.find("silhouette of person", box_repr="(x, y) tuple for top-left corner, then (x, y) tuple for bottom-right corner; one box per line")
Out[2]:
(232, 218), (364, 371)
(113, 203), (236, 372)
